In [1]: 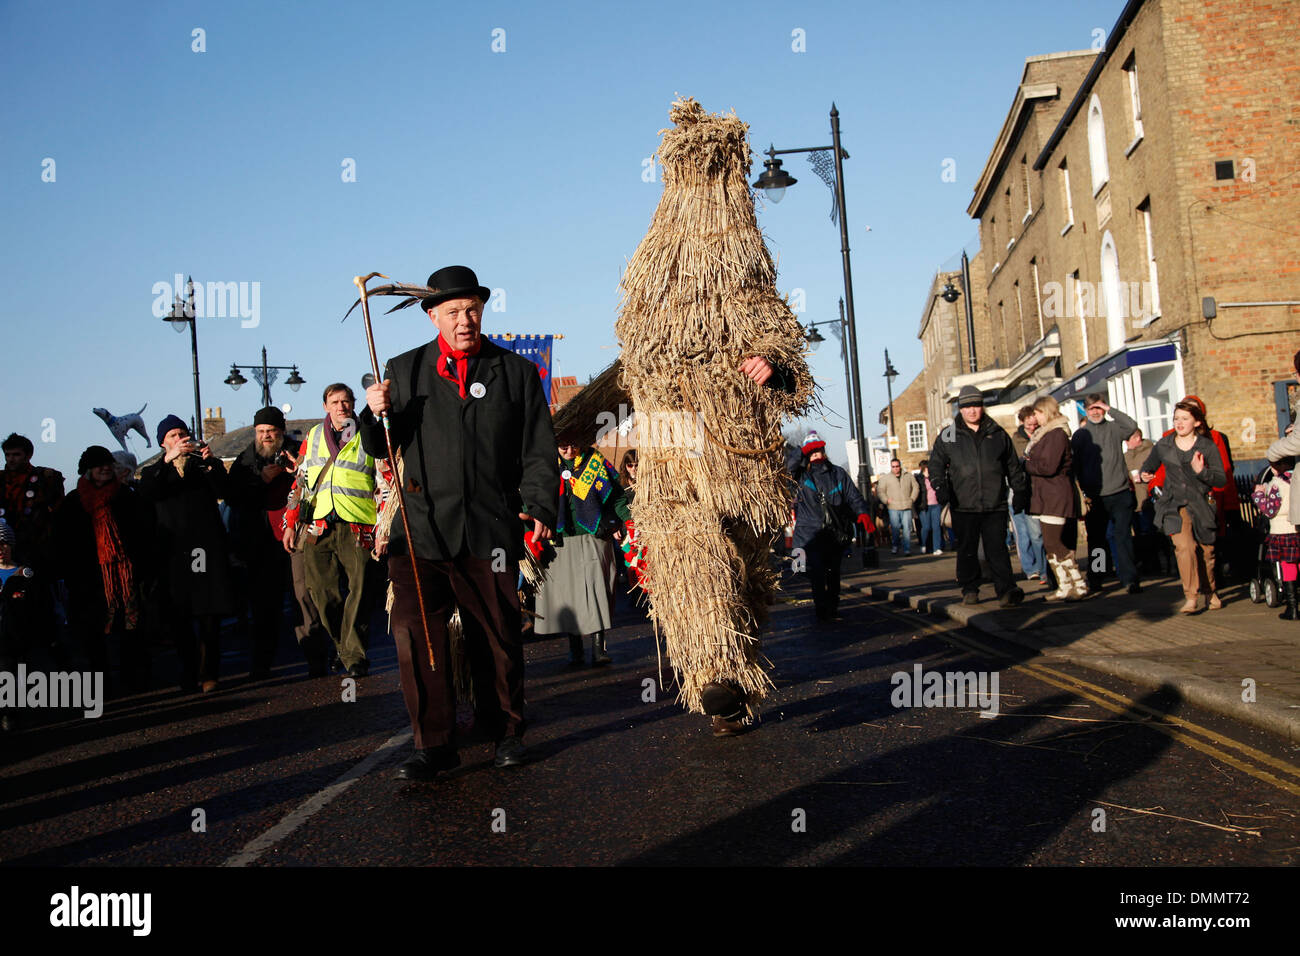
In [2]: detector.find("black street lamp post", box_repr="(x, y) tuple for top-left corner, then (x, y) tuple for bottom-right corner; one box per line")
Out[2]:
(754, 104), (869, 491)
(884, 349), (899, 451)
(162, 276), (204, 442)
(225, 346), (305, 409)
(804, 297), (856, 446)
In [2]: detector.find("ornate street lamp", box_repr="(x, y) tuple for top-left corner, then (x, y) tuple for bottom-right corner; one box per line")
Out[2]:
(754, 105), (868, 490)
(226, 346), (305, 408)
(162, 276), (204, 441)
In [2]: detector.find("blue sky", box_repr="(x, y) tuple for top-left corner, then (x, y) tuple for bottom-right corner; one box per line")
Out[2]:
(1, 0), (1125, 480)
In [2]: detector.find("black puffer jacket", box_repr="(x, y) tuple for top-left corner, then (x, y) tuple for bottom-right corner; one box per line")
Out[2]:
(928, 413), (1028, 513)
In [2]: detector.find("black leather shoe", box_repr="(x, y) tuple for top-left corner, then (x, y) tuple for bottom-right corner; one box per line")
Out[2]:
(998, 587), (1025, 608)
(345, 660), (369, 678)
(494, 735), (528, 768)
(395, 748), (460, 781)
(1127, 583), (1142, 595)
(700, 682), (745, 720)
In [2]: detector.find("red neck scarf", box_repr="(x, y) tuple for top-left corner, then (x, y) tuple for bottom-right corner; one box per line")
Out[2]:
(436, 334), (481, 399)
(77, 475), (137, 632)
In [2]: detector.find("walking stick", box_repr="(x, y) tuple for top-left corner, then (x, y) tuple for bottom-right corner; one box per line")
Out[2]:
(354, 272), (436, 671)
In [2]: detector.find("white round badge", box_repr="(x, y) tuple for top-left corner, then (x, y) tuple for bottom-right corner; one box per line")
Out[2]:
(470, 382), (486, 399)
(561, 470), (572, 480)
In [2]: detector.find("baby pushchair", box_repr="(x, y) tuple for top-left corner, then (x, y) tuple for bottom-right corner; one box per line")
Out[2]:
(1247, 464), (1284, 607)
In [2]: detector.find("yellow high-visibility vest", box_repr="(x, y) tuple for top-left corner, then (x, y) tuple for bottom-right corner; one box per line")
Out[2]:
(302, 424), (377, 525)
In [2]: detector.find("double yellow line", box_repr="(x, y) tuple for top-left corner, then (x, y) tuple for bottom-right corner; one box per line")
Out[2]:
(874, 602), (1300, 798)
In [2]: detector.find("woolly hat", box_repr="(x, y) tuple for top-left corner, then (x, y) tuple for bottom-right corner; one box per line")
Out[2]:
(956, 385), (984, 408)
(0, 518), (13, 545)
(801, 431), (826, 456)
(77, 445), (115, 475)
(156, 414), (188, 445)
(254, 406), (286, 430)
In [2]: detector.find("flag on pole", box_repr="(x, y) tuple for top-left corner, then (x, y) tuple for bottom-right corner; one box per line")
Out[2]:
(487, 334), (554, 399)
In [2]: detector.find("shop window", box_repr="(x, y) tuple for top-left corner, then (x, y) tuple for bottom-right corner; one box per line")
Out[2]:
(907, 420), (928, 453)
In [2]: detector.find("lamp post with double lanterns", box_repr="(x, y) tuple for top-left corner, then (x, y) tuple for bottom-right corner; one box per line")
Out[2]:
(224, 346), (305, 409)
(753, 104), (869, 492)
(162, 276), (204, 441)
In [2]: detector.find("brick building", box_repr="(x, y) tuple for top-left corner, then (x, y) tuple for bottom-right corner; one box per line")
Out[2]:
(875, 371), (929, 473)
(929, 0), (1300, 459)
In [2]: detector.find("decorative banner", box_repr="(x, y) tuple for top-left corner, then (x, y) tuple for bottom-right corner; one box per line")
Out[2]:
(487, 334), (554, 400)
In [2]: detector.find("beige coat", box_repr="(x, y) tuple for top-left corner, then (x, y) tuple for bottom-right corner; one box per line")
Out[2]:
(877, 471), (919, 511)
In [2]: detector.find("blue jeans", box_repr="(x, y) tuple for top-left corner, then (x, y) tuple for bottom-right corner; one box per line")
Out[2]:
(888, 509), (914, 554)
(919, 503), (944, 552)
(1011, 511), (1045, 577)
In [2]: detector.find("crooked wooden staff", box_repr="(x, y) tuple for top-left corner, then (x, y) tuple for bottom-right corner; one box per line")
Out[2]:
(353, 272), (435, 671)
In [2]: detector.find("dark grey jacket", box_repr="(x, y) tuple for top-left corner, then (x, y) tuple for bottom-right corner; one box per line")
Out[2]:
(359, 338), (559, 562)
(1072, 408), (1140, 497)
(1141, 433), (1225, 543)
(928, 414), (1028, 513)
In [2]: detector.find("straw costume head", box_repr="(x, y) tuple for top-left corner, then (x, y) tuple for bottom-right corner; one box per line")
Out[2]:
(615, 97), (813, 715)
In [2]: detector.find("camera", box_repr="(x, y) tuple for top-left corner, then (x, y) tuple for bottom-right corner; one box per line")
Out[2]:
(274, 451), (292, 467)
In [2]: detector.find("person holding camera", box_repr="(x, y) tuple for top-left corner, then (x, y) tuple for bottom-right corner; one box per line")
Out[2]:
(139, 414), (236, 692)
(228, 406), (306, 680)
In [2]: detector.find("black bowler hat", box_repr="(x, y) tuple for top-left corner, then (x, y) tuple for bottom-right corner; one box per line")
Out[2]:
(419, 266), (491, 313)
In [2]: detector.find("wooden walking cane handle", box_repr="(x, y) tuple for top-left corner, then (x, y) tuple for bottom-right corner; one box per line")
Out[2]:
(354, 274), (437, 671)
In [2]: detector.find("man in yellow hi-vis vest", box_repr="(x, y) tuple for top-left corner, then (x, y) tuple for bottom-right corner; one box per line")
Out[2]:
(283, 383), (377, 677)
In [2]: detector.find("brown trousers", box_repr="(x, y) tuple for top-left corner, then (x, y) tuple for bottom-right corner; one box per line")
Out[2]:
(389, 554), (525, 750)
(1170, 506), (1216, 602)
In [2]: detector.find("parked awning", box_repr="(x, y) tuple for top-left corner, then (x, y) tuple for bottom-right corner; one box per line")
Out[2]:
(1051, 341), (1178, 402)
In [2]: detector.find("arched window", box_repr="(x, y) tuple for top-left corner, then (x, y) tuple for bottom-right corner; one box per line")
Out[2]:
(1088, 94), (1110, 195)
(1100, 231), (1125, 352)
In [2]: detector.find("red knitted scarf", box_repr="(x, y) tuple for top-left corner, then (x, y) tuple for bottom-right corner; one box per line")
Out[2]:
(77, 475), (137, 632)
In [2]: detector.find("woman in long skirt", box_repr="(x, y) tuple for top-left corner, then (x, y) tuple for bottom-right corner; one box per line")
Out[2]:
(534, 432), (632, 666)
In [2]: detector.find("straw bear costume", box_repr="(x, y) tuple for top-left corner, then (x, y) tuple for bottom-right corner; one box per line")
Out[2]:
(616, 98), (813, 715)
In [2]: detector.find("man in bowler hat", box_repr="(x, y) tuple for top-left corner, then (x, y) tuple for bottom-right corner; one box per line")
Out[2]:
(361, 265), (559, 780)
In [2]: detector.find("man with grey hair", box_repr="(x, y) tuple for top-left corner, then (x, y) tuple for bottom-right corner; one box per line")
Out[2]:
(1072, 393), (1142, 594)
(363, 265), (558, 780)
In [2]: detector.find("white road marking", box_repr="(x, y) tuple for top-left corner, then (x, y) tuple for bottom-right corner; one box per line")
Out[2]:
(224, 729), (412, 867)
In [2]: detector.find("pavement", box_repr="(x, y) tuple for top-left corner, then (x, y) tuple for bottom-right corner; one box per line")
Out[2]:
(844, 547), (1300, 744)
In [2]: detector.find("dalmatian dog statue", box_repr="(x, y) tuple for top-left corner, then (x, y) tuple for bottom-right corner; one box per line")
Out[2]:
(93, 403), (151, 453)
